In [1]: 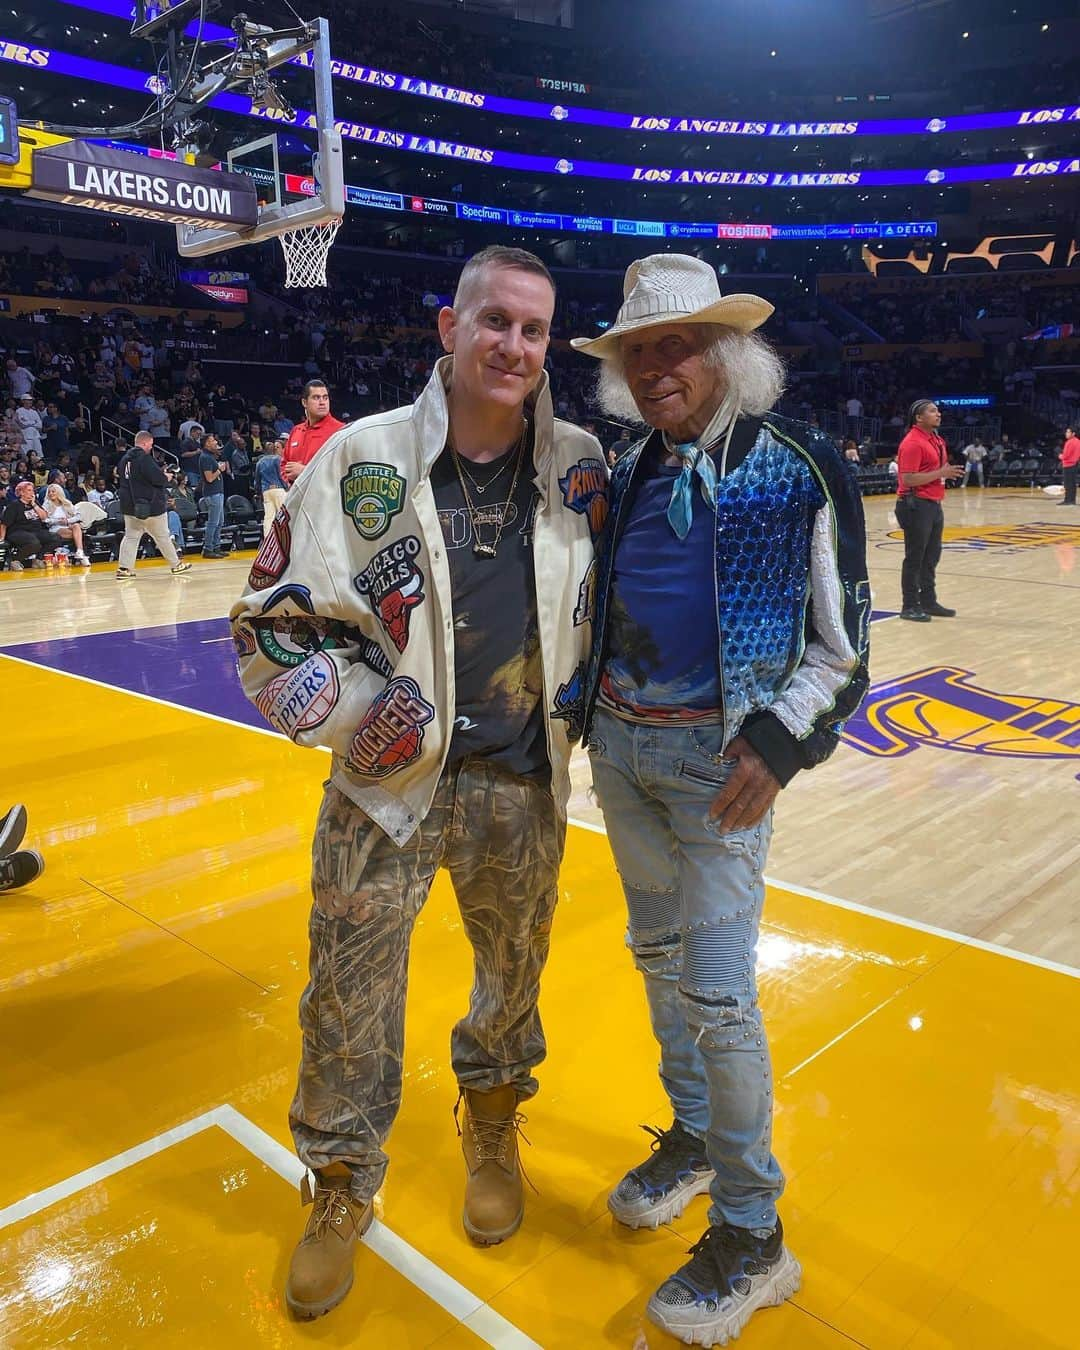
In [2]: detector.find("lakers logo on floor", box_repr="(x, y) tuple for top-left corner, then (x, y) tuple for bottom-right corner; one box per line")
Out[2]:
(882, 521), (1080, 552)
(841, 665), (1080, 768)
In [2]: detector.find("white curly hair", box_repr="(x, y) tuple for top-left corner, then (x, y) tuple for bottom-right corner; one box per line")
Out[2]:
(593, 324), (786, 426)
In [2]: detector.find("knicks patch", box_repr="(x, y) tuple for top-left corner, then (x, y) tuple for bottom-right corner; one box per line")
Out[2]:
(345, 677), (435, 779)
(341, 463), (406, 540)
(573, 559), (597, 627)
(559, 458), (608, 542)
(354, 535), (425, 653)
(255, 652), (339, 739)
(248, 506), (291, 591)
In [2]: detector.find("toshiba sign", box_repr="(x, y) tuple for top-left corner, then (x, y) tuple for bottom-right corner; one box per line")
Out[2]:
(30, 141), (259, 229)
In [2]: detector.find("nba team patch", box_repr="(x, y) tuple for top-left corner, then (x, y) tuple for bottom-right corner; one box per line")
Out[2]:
(258, 583), (315, 617)
(248, 505), (291, 591)
(559, 458), (608, 542)
(232, 624), (257, 660)
(345, 676), (435, 779)
(254, 618), (347, 669)
(573, 559), (597, 627)
(551, 661), (586, 740)
(353, 535), (425, 653)
(340, 462), (406, 540)
(255, 652), (340, 739)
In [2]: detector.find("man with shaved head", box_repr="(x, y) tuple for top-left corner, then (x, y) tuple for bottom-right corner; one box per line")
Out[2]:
(232, 244), (606, 1321)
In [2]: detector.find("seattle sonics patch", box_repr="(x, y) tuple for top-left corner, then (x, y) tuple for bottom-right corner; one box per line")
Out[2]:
(341, 462), (406, 540)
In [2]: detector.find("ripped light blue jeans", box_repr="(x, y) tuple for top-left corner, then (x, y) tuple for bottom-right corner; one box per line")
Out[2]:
(589, 705), (784, 1231)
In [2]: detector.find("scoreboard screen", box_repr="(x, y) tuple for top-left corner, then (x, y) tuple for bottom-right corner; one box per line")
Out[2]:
(0, 97), (19, 166)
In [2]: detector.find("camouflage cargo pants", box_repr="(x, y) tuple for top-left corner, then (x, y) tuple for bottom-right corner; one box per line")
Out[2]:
(289, 757), (566, 1202)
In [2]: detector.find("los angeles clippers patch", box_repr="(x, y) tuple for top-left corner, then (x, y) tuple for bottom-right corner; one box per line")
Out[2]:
(340, 462), (406, 540)
(248, 506), (291, 591)
(353, 535), (425, 653)
(255, 652), (339, 738)
(345, 676), (435, 778)
(559, 458), (608, 542)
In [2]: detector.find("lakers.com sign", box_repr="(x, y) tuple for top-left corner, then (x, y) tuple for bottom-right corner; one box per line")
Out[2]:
(29, 141), (259, 230)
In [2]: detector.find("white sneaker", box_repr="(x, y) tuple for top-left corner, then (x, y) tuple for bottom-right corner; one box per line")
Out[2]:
(74, 552), (91, 565)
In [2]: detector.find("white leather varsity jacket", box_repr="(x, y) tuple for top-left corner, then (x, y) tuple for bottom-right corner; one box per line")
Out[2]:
(230, 357), (607, 845)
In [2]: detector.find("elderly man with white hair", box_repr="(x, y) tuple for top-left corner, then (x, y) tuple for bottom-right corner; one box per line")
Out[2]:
(573, 255), (870, 1347)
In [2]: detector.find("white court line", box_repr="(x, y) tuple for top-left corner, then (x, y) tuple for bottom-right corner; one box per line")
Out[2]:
(5, 648), (1072, 982)
(567, 816), (1080, 981)
(0, 1104), (540, 1349)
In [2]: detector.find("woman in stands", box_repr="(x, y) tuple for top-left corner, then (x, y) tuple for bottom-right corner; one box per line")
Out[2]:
(40, 482), (91, 565)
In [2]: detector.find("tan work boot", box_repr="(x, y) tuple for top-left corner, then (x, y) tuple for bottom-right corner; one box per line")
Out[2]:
(285, 1165), (373, 1319)
(458, 1085), (528, 1246)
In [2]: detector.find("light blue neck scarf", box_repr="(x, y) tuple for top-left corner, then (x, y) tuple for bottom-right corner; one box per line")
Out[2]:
(663, 393), (739, 540)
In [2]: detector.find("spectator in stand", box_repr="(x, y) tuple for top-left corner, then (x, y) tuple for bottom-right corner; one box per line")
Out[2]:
(255, 443), (287, 535)
(282, 380), (344, 484)
(178, 414), (203, 443)
(895, 400), (964, 623)
(114, 432), (192, 581)
(0, 480), (63, 570)
(1060, 425), (1079, 506)
(226, 428), (253, 499)
(178, 425), (205, 490)
(146, 397), (171, 442)
(961, 437), (987, 488)
(5, 358), (34, 402)
(41, 482), (91, 564)
(198, 432), (229, 559)
(210, 383), (239, 441)
(15, 396), (43, 456)
(842, 439), (861, 464)
(41, 403), (71, 458)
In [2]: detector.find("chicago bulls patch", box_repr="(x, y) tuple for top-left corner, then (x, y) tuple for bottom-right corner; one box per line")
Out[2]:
(248, 506), (291, 591)
(559, 458), (608, 542)
(345, 677), (435, 779)
(353, 535), (425, 653)
(255, 652), (339, 739)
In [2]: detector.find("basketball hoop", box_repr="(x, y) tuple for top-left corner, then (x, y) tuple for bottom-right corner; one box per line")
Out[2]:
(278, 217), (341, 288)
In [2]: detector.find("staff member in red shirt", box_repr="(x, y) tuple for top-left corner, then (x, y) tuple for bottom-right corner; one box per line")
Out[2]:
(895, 399), (963, 622)
(282, 380), (344, 485)
(1059, 425), (1079, 506)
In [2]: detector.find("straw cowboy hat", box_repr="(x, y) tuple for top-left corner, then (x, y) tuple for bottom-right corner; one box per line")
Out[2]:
(570, 253), (773, 359)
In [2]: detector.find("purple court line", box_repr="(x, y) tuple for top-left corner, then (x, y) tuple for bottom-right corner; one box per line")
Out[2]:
(3, 612), (899, 735)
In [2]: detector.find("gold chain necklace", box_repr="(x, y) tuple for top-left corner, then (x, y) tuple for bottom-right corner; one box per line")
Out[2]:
(450, 422), (527, 558)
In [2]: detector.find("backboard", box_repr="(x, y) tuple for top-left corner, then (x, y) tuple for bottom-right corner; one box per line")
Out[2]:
(174, 15), (344, 259)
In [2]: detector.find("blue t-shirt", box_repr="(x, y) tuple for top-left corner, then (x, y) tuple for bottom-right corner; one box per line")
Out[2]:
(602, 458), (722, 718)
(198, 449), (224, 497)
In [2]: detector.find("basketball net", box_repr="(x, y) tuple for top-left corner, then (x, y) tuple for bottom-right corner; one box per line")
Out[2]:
(278, 217), (342, 288)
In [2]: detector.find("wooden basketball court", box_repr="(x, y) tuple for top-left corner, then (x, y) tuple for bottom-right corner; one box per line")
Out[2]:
(1, 487), (1077, 1348)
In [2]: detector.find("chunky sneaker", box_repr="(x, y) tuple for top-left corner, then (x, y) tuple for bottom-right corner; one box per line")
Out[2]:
(457, 1085), (529, 1245)
(285, 1167), (373, 1320)
(0, 850), (45, 892)
(647, 1219), (802, 1347)
(115, 567), (137, 581)
(899, 607), (930, 622)
(922, 601), (956, 617)
(171, 561), (193, 574)
(0, 804), (27, 857)
(609, 1121), (715, 1230)
(7, 559), (24, 571)
(73, 551), (91, 565)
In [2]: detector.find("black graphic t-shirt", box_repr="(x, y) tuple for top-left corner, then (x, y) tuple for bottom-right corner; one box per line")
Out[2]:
(431, 423), (549, 779)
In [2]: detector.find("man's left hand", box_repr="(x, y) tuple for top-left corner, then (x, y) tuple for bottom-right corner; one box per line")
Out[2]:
(707, 736), (781, 833)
